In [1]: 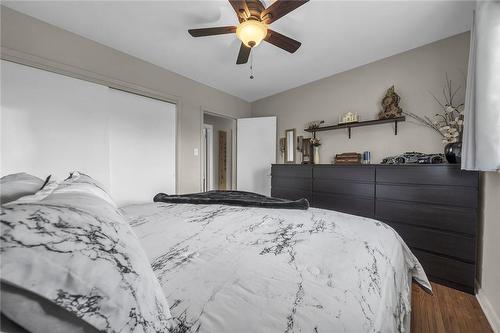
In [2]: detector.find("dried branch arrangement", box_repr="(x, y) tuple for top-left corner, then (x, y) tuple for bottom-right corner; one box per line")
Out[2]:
(404, 74), (464, 144)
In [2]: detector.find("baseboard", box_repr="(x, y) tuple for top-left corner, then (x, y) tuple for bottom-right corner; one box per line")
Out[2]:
(476, 288), (500, 333)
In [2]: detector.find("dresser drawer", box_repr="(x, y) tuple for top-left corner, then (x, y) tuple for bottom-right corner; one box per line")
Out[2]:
(272, 165), (312, 178)
(314, 165), (375, 182)
(314, 179), (374, 197)
(376, 200), (477, 235)
(412, 249), (475, 292)
(386, 222), (476, 262)
(272, 176), (311, 191)
(271, 188), (311, 202)
(313, 193), (374, 218)
(376, 184), (478, 208)
(376, 166), (478, 187)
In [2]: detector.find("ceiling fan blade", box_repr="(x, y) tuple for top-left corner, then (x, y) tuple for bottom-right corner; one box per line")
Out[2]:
(228, 0), (250, 22)
(253, 0), (266, 12)
(264, 29), (301, 53)
(236, 43), (251, 64)
(188, 26), (237, 37)
(261, 0), (309, 24)
(245, 0), (266, 16)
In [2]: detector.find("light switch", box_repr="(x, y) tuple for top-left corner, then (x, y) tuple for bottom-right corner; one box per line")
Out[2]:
(194, 148), (199, 156)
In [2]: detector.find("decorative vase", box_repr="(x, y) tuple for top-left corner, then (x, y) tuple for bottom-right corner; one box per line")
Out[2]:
(313, 146), (320, 164)
(444, 141), (462, 164)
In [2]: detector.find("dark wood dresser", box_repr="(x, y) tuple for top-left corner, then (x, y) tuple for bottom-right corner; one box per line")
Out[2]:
(271, 164), (479, 293)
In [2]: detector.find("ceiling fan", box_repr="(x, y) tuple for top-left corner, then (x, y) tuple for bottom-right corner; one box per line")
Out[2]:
(188, 0), (309, 65)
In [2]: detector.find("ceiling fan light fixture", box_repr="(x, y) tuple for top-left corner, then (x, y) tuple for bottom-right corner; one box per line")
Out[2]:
(236, 20), (268, 48)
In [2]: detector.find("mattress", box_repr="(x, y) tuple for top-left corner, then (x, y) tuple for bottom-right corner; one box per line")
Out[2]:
(122, 202), (430, 333)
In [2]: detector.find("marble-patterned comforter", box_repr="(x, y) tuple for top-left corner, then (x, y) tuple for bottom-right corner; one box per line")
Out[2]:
(122, 203), (431, 333)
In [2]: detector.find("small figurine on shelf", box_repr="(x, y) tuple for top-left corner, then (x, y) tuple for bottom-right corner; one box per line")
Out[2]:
(339, 112), (359, 124)
(378, 85), (403, 119)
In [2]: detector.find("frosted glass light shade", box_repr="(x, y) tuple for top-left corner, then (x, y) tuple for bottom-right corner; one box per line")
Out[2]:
(236, 20), (268, 48)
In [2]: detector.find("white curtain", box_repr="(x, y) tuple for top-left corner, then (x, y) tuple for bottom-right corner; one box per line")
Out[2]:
(461, 1), (500, 171)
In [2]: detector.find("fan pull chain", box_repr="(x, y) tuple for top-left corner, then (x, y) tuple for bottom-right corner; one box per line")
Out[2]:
(250, 52), (254, 79)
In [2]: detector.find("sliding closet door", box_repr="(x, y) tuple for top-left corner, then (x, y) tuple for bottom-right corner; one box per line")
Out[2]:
(1, 60), (176, 205)
(108, 89), (176, 206)
(1, 60), (110, 188)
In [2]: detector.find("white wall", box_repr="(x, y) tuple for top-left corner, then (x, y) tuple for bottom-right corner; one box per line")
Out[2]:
(478, 172), (500, 332)
(1, 60), (176, 206)
(0, 6), (252, 194)
(252, 33), (470, 164)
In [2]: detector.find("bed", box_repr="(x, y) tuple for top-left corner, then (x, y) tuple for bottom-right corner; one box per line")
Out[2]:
(122, 201), (430, 333)
(1, 173), (430, 333)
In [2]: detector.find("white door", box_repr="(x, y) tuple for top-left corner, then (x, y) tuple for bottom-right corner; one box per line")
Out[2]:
(1, 60), (176, 206)
(1, 60), (110, 188)
(108, 88), (176, 206)
(237, 116), (276, 196)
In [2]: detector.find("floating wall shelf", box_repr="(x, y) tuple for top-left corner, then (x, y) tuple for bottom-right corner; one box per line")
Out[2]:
(304, 116), (406, 139)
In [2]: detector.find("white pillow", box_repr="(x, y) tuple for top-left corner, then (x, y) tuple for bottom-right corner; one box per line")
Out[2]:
(7, 172), (112, 207)
(42, 171), (117, 208)
(0, 173), (48, 204)
(8, 179), (59, 205)
(1, 282), (99, 333)
(1, 173), (174, 332)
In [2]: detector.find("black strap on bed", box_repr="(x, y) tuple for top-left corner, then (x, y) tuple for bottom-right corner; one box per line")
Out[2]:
(153, 191), (309, 210)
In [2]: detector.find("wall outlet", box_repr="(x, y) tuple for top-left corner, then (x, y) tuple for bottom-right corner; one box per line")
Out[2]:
(194, 148), (199, 156)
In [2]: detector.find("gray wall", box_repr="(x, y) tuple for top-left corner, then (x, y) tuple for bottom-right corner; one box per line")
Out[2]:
(252, 32), (470, 164)
(0, 6), (252, 194)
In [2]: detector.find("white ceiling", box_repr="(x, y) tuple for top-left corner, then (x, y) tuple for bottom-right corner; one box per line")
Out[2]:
(4, 1), (474, 102)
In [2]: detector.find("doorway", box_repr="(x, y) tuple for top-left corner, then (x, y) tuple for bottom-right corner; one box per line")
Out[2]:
(202, 112), (236, 191)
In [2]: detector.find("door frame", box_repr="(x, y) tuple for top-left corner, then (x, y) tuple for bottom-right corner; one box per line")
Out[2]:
(200, 108), (237, 192)
(202, 124), (214, 191)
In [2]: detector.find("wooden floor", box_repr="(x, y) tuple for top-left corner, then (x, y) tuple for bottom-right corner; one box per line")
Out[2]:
(411, 282), (493, 333)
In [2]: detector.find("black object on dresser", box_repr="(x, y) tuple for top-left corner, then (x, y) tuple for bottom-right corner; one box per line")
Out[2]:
(271, 164), (479, 294)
